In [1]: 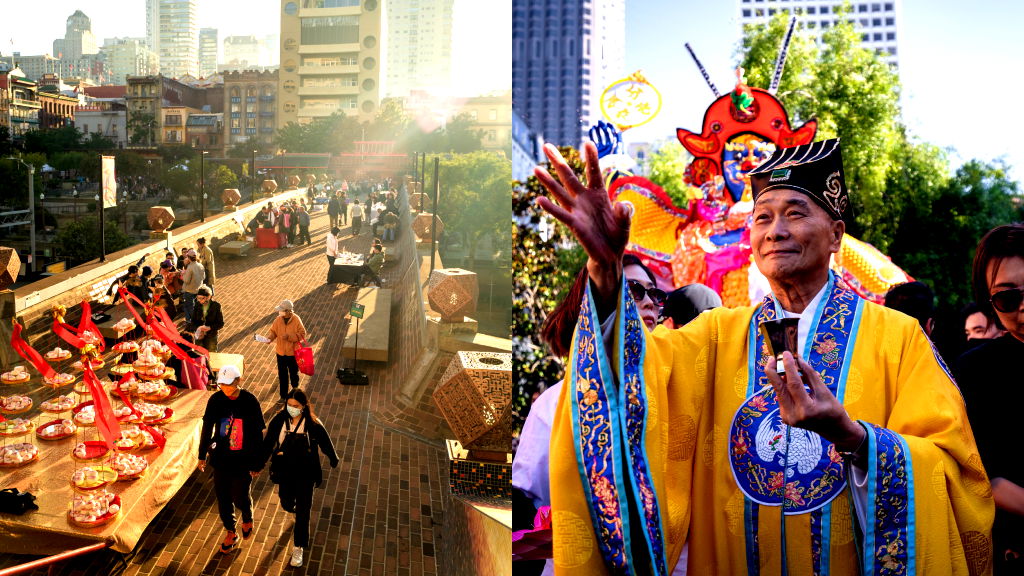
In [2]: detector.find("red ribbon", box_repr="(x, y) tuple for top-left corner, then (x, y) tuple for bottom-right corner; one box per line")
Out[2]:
(83, 366), (118, 450)
(140, 423), (167, 450)
(78, 301), (106, 353)
(10, 322), (57, 379)
(117, 287), (150, 335)
(52, 317), (87, 349)
(149, 306), (209, 363)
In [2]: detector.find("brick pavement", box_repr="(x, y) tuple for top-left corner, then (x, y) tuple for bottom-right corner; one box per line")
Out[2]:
(0, 205), (457, 575)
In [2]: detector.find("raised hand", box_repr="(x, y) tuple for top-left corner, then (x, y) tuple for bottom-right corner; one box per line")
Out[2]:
(534, 141), (632, 312)
(588, 120), (622, 159)
(765, 351), (865, 451)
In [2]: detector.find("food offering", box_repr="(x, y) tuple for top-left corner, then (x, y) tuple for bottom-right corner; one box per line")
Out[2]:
(0, 418), (34, 436)
(112, 341), (140, 354)
(0, 394), (33, 415)
(41, 394), (77, 413)
(45, 347), (73, 361)
(117, 425), (162, 451)
(1, 365), (30, 385)
(37, 418), (78, 440)
(71, 358), (105, 372)
(109, 363), (135, 377)
(72, 440), (109, 461)
(68, 490), (121, 527)
(72, 402), (97, 426)
(111, 318), (136, 335)
(43, 372), (75, 388)
(111, 452), (148, 481)
(71, 465), (117, 492)
(131, 402), (173, 424)
(106, 375), (139, 396)
(0, 443), (38, 467)
(133, 347), (169, 380)
(138, 379), (176, 402)
(139, 340), (172, 362)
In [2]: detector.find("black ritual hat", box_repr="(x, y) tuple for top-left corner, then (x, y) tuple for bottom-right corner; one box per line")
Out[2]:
(748, 138), (848, 220)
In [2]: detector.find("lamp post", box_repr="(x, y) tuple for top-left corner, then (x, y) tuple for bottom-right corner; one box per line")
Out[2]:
(95, 193), (105, 262)
(251, 149), (257, 204)
(200, 150), (208, 222)
(72, 186), (78, 222)
(7, 157), (36, 273)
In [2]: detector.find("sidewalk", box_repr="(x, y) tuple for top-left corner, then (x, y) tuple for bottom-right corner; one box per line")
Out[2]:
(0, 208), (451, 575)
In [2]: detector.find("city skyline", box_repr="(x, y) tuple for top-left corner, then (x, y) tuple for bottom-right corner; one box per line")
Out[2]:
(0, 0), (510, 97)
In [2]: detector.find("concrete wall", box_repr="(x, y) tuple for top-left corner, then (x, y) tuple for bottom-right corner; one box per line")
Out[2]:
(12, 187), (312, 351)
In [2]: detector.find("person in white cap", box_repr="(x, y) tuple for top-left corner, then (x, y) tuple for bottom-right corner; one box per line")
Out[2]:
(259, 300), (307, 402)
(197, 365), (266, 554)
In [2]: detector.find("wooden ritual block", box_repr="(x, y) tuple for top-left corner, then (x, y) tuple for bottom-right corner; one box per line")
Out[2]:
(341, 288), (391, 363)
(218, 241), (253, 257)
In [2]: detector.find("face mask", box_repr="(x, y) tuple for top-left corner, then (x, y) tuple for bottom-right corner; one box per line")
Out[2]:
(286, 406), (302, 418)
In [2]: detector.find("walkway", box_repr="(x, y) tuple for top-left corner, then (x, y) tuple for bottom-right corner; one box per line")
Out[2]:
(0, 204), (452, 575)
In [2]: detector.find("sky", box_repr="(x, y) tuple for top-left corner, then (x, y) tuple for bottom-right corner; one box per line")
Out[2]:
(0, 0), (509, 97)
(623, 0), (1023, 182)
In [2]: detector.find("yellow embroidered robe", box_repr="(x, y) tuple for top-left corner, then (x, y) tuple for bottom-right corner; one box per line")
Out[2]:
(549, 284), (993, 575)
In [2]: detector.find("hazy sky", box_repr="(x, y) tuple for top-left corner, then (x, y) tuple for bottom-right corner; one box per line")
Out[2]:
(0, 0), (509, 97)
(623, 0), (1022, 182)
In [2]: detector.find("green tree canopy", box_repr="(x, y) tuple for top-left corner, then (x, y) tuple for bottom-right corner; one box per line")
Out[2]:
(646, 140), (691, 208)
(53, 215), (133, 265)
(436, 151), (512, 265)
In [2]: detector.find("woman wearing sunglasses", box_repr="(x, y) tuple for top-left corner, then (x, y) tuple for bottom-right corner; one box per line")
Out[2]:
(956, 223), (1024, 574)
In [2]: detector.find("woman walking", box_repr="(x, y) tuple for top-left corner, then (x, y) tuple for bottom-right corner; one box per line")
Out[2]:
(259, 300), (307, 402)
(263, 389), (338, 567)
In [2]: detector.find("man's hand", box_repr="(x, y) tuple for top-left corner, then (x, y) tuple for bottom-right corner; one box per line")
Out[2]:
(765, 352), (865, 451)
(534, 141), (632, 313)
(198, 460), (206, 473)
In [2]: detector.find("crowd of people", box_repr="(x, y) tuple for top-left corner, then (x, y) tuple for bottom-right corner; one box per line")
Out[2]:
(515, 138), (1024, 575)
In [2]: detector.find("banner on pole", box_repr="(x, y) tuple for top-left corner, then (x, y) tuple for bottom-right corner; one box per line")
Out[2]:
(101, 155), (117, 209)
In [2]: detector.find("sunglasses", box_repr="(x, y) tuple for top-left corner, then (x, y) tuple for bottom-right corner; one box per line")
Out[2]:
(990, 286), (1024, 313)
(627, 279), (667, 307)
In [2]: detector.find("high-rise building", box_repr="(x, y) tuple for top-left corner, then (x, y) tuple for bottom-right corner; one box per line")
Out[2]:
(737, 0), (900, 67)
(384, 0), (453, 99)
(199, 28), (218, 78)
(222, 35), (261, 71)
(10, 54), (60, 82)
(278, 0), (383, 125)
(53, 10), (99, 61)
(512, 0), (625, 147)
(101, 38), (159, 85)
(146, 0), (199, 79)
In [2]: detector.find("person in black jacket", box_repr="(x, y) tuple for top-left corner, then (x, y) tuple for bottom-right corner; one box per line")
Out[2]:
(186, 285), (224, 352)
(262, 388), (338, 567)
(197, 366), (265, 554)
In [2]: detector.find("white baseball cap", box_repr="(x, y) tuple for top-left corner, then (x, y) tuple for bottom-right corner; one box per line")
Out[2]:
(217, 365), (242, 385)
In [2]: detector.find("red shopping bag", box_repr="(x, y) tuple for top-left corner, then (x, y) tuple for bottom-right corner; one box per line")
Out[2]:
(295, 340), (315, 376)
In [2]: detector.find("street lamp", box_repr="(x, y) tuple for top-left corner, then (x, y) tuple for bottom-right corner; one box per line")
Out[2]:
(251, 149), (257, 204)
(6, 157), (36, 273)
(200, 150), (208, 222)
(72, 187), (78, 222)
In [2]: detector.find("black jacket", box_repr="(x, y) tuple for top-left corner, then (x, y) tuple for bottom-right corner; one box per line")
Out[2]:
(187, 300), (224, 337)
(262, 411), (339, 487)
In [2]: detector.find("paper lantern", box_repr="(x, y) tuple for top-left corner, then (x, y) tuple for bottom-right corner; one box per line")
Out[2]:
(261, 179), (278, 194)
(412, 213), (444, 240)
(433, 351), (512, 455)
(427, 268), (478, 321)
(147, 206), (175, 233)
(0, 248), (21, 290)
(221, 188), (241, 208)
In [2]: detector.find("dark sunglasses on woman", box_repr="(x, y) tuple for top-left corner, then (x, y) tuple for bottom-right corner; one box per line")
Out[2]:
(627, 279), (667, 307)
(990, 286), (1024, 313)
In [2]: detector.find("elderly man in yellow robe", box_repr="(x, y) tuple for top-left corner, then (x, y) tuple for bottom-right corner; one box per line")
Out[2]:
(533, 138), (993, 575)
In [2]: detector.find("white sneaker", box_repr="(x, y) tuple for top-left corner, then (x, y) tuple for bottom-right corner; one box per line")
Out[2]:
(290, 546), (304, 567)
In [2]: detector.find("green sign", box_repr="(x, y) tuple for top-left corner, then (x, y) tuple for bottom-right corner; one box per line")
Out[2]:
(350, 303), (365, 319)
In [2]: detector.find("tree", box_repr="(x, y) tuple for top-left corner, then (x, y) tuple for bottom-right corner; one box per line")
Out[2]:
(274, 112), (359, 153)
(128, 112), (157, 147)
(22, 125), (82, 156)
(646, 140), (691, 208)
(204, 164), (240, 209)
(436, 151), (512, 265)
(512, 147), (586, 445)
(738, 8), (902, 248)
(53, 215), (133, 265)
